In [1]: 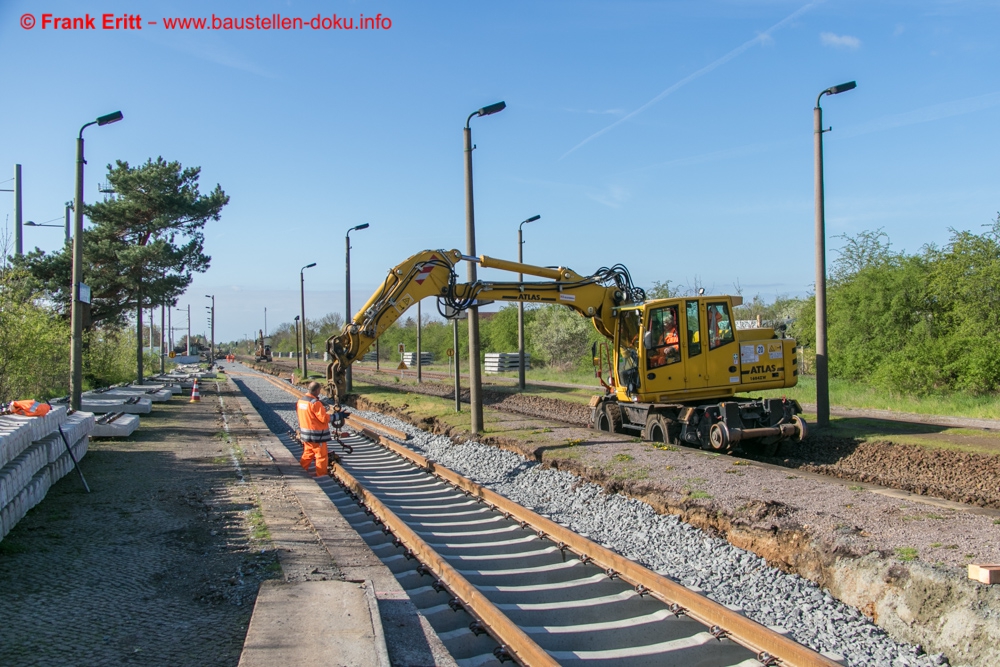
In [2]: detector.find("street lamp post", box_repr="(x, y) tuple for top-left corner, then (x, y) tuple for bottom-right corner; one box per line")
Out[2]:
(814, 80), (856, 429)
(300, 263), (316, 380)
(70, 110), (123, 410)
(14, 164), (22, 256)
(205, 295), (215, 365)
(25, 216), (70, 243)
(517, 214), (540, 391)
(416, 300), (422, 383)
(160, 303), (166, 374)
(464, 100), (506, 434)
(453, 317), (461, 412)
(294, 315), (301, 371)
(345, 223), (369, 393)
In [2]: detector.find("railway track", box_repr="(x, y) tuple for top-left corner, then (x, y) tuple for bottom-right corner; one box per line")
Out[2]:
(226, 363), (839, 667)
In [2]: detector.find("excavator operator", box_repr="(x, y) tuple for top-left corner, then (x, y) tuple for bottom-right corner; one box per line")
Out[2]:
(648, 307), (680, 369)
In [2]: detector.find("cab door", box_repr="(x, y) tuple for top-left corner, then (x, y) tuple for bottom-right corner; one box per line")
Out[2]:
(639, 303), (686, 399)
(683, 299), (708, 390)
(704, 300), (740, 391)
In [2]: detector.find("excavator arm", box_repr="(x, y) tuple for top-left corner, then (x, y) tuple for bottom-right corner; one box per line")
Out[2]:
(324, 248), (644, 400)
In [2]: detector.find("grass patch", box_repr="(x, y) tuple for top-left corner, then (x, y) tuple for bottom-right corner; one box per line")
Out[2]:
(848, 485), (865, 491)
(688, 490), (713, 500)
(247, 507), (270, 542)
(895, 546), (919, 562)
(753, 375), (1000, 421)
(612, 453), (634, 463)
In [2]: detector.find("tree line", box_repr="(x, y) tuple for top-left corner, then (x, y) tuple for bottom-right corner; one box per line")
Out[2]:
(1, 157), (227, 402)
(792, 217), (1000, 395)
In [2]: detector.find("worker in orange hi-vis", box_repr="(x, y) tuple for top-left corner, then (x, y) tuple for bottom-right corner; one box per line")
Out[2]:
(296, 381), (332, 477)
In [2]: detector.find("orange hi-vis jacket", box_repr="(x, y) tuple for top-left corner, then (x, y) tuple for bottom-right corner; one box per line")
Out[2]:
(9, 400), (51, 417)
(296, 396), (331, 443)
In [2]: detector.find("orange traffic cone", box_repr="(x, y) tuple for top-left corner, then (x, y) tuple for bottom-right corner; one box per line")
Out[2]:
(189, 378), (201, 403)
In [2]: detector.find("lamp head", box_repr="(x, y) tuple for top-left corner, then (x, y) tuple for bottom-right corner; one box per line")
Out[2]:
(351, 223), (370, 232)
(304, 262), (317, 269)
(826, 81), (857, 95)
(97, 111), (124, 126)
(25, 221), (37, 226)
(524, 215), (541, 224)
(478, 101), (506, 117)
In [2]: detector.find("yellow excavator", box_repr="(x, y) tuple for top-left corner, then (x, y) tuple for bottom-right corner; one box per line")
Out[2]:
(325, 249), (807, 455)
(254, 330), (272, 363)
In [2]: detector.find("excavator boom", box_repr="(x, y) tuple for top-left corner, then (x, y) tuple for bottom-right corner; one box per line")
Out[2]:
(324, 249), (642, 400)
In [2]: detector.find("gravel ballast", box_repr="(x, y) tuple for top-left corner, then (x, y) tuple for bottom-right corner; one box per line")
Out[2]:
(230, 367), (945, 667)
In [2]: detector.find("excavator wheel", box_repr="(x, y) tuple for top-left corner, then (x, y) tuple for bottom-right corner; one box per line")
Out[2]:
(596, 402), (623, 434)
(642, 413), (676, 444)
(705, 422), (732, 453)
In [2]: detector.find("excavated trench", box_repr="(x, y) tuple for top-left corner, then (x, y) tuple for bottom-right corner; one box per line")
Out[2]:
(239, 359), (1000, 665)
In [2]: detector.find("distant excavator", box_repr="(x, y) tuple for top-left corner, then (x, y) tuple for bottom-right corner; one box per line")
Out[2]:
(325, 249), (807, 455)
(254, 330), (272, 363)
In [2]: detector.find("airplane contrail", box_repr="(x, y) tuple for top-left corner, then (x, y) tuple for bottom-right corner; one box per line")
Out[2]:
(559, 1), (824, 160)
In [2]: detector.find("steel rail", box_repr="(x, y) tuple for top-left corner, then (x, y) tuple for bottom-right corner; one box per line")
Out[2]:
(358, 427), (840, 667)
(331, 460), (560, 667)
(346, 413), (410, 440)
(227, 362), (838, 666)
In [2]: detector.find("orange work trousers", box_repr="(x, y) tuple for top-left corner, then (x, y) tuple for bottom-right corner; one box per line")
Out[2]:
(300, 442), (329, 477)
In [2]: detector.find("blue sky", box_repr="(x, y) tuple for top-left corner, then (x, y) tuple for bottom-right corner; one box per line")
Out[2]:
(2, 0), (998, 342)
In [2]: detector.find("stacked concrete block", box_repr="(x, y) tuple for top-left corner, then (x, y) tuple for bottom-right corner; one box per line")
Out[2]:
(92, 413), (140, 438)
(0, 407), (93, 541)
(402, 352), (433, 367)
(85, 387), (173, 403)
(484, 352), (531, 373)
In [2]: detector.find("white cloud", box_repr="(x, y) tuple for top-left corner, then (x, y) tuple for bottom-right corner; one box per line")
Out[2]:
(820, 32), (861, 49)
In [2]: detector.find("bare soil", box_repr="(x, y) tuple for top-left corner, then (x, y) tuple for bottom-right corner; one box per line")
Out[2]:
(343, 388), (1000, 667)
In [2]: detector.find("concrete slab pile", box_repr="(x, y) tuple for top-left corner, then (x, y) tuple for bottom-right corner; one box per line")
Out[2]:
(52, 395), (152, 414)
(91, 412), (140, 438)
(0, 408), (94, 541)
(132, 382), (182, 395)
(484, 352), (530, 373)
(85, 387), (173, 402)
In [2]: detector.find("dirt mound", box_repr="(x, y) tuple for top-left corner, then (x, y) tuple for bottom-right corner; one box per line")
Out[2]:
(767, 436), (1000, 508)
(480, 391), (592, 424)
(352, 371), (592, 425)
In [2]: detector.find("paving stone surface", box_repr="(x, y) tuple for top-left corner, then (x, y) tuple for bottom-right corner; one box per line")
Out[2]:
(0, 381), (282, 667)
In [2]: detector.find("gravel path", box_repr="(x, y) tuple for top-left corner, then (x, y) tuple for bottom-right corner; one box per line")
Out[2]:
(229, 364), (945, 667)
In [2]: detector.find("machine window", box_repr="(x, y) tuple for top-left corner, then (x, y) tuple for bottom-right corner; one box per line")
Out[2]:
(646, 305), (680, 369)
(616, 310), (640, 392)
(707, 302), (734, 350)
(686, 300), (701, 357)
